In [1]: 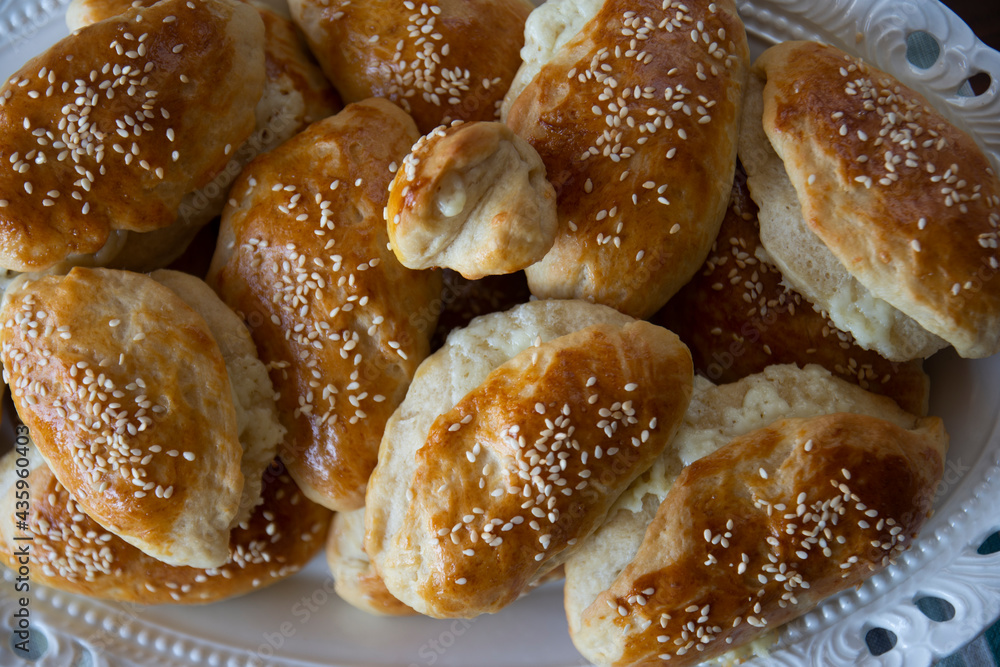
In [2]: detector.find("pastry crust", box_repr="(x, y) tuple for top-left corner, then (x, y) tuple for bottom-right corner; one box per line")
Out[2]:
(740, 58), (945, 362)
(750, 41), (1000, 359)
(288, 0), (532, 134)
(0, 268), (244, 568)
(655, 166), (931, 416)
(327, 507), (415, 616)
(571, 413), (945, 666)
(64, 0), (341, 273)
(0, 0), (266, 272)
(148, 269), (284, 526)
(387, 121), (557, 279)
(505, 0), (749, 318)
(67, 0), (338, 148)
(565, 364), (946, 666)
(365, 300), (693, 618)
(0, 449), (330, 604)
(209, 99), (442, 512)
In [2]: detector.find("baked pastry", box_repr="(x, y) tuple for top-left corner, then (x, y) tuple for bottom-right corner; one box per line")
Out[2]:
(64, 0), (341, 273)
(564, 364), (947, 666)
(147, 269), (285, 522)
(327, 507), (416, 616)
(655, 165), (931, 416)
(430, 270), (532, 349)
(739, 40), (1000, 360)
(386, 121), (557, 279)
(209, 98), (442, 512)
(287, 0), (533, 133)
(0, 448), (330, 603)
(0, 267), (283, 568)
(504, 0), (749, 318)
(67, 0), (338, 153)
(365, 299), (694, 618)
(0, 0), (266, 274)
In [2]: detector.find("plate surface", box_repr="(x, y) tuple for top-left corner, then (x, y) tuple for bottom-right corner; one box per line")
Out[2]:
(0, 1), (999, 666)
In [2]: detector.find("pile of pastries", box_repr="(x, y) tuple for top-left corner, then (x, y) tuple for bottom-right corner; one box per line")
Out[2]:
(0, 0), (997, 665)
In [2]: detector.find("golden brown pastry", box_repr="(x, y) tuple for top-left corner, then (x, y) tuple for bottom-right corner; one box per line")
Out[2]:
(147, 269), (285, 523)
(504, 0), (749, 318)
(209, 99), (442, 512)
(565, 364), (947, 666)
(67, 0), (338, 149)
(288, 0), (532, 133)
(0, 0), (265, 273)
(327, 507), (416, 616)
(386, 121), (557, 279)
(740, 41), (1000, 359)
(365, 299), (694, 618)
(0, 267), (283, 568)
(63, 0), (341, 273)
(655, 165), (931, 416)
(0, 448), (330, 604)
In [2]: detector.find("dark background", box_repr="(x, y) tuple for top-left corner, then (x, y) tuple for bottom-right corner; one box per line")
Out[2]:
(942, 0), (1000, 49)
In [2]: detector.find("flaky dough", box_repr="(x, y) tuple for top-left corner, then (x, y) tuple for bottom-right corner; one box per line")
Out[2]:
(0, 0), (265, 273)
(288, 0), (532, 133)
(387, 121), (557, 279)
(505, 0), (749, 318)
(210, 99), (442, 512)
(1, 269), (245, 568)
(745, 41), (1000, 359)
(565, 364), (946, 665)
(64, 0), (340, 273)
(366, 300), (693, 618)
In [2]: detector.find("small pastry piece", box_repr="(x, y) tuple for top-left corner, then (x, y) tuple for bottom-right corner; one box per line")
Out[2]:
(504, 0), (750, 318)
(0, 0), (266, 273)
(64, 0), (341, 273)
(655, 165), (931, 416)
(0, 449), (331, 604)
(0, 267), (283, 568)
(327, 508), (415, 616)
(565, 364), (947, 666)
(740, 41), (1000, 359)
(387, 121), (557, 279)
(288, 0), (533, 133)
(365, 299), (694, 618)
(209, 99), (442, 512)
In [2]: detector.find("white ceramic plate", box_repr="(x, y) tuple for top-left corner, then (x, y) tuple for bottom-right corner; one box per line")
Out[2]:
(0, 1), (999, 666)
